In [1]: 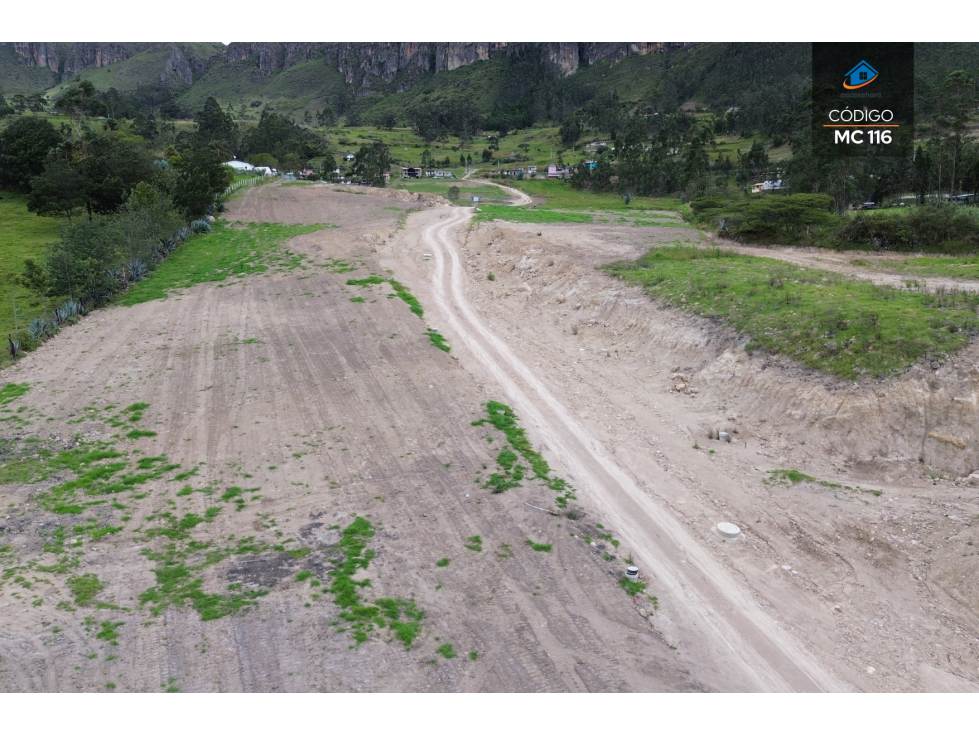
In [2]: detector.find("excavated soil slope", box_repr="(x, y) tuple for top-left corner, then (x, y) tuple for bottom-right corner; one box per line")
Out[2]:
(386, 205), (979, 692)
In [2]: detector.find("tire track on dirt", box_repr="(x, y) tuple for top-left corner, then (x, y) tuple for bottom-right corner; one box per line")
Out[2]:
(419, 206), (847, 692)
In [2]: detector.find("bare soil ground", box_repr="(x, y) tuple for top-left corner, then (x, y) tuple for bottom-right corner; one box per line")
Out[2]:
(4, 182), (979, 692)
(0, 184), (700, 692)
(386, 205), (979, 692)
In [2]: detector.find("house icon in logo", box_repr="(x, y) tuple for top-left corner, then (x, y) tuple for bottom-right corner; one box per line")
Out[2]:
(844, 60), (878, 90)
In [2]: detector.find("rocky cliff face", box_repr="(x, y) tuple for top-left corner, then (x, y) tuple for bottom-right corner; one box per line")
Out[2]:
(1, 42), (222, 85)
(227, 41), (689, 91)
(3, 41), (690, 92)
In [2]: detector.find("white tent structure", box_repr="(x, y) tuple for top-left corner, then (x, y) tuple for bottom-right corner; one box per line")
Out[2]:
(225, 159), (255, 171)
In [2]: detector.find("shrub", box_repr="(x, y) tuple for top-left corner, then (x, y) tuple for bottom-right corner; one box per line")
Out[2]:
(691, 194), (837, 245)
(835, 206), (979, 253)
(191, 219), (212, 234)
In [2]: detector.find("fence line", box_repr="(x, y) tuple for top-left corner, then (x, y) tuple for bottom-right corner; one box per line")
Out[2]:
(224, 175), (270, 196)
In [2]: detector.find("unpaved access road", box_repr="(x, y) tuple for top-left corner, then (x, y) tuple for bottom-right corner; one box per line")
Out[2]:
(396, 207), (844, 692)
(709, 239), (979, 294)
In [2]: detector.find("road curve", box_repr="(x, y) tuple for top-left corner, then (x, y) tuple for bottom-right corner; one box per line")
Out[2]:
(418, 206), (848, 692)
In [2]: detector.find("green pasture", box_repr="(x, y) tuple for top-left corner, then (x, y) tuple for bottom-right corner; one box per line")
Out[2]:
(605, 245), (979, 379)
(0, 193), (61, 361)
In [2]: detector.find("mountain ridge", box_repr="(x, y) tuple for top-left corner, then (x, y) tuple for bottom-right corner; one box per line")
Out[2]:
(1, 41), (690, 91)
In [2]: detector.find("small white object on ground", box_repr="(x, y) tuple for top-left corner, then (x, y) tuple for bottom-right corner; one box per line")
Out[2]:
(717, 522), (741, 539)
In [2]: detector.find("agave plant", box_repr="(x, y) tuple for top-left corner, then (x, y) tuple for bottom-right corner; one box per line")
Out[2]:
(126, 260), (149, 282)
(176, 227), (190, 242)
(106, 266), (125, 285)
(54, 299), (82, 325)
(190, 219), (212, 234)
(27, 317), (48, 340)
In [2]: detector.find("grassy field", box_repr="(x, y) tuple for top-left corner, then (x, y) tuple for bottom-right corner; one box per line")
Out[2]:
(506, 179), (686, 213)
(119, 220), (332, 306)
(0, 193), (62, 364)
(472, 178), (689, 225)
(605, 246), (979, 379)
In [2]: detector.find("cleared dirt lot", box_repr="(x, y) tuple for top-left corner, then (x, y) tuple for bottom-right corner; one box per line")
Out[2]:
(0, 184), (699, 692)
(4, 182), (979, 692)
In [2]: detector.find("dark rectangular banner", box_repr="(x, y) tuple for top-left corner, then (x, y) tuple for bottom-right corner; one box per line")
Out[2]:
(811, 42), (915, 160)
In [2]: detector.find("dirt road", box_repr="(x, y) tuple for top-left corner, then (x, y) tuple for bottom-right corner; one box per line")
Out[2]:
(708, 239), (979, 294)
(390, 207), (844, 691)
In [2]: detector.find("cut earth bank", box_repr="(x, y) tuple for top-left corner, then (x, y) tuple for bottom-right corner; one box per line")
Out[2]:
(389, 188), (979, 693)
(0, 183), (700, 693)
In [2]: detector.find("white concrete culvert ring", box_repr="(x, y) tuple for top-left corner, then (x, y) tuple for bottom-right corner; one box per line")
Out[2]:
(717, 522), (742, 539)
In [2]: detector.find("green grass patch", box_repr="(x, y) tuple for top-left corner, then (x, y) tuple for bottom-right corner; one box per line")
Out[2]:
(471, 401), (576, 507)
(0, 383), (30, 406)
(347, 276), (424, 318)
(506, 179), (685, 213)
(322, 517), (425, 648)
(765, 469), (882, 497)
(620, 578), (647, 596)
(463, 535), (482, 552)
(119, 220), (331, 305)
(435, 643), (457, 659)
(66, 573), (104, 606)
(427, 329), (450, 352)
(604, 246), (979, 379)
(97, 621), (125, 645)
(474, 205), (592, 224)
(525, 540), (552, 552)
(125, 430), (157, 440)
(435, 557), (450, 567)
(0, 194), (61, 364)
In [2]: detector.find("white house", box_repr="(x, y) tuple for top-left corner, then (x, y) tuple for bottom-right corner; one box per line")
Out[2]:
(225, 159), (255, 171)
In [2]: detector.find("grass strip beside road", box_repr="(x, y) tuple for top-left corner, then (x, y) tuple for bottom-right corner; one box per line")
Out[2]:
(119, 220), (331, 305)
(605, 246), (979, 379)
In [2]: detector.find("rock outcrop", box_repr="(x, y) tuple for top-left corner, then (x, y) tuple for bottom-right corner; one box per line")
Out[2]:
(216, 41), (689, 95)
(3, 41), (690, 92)
(1, 42), (223, 85)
